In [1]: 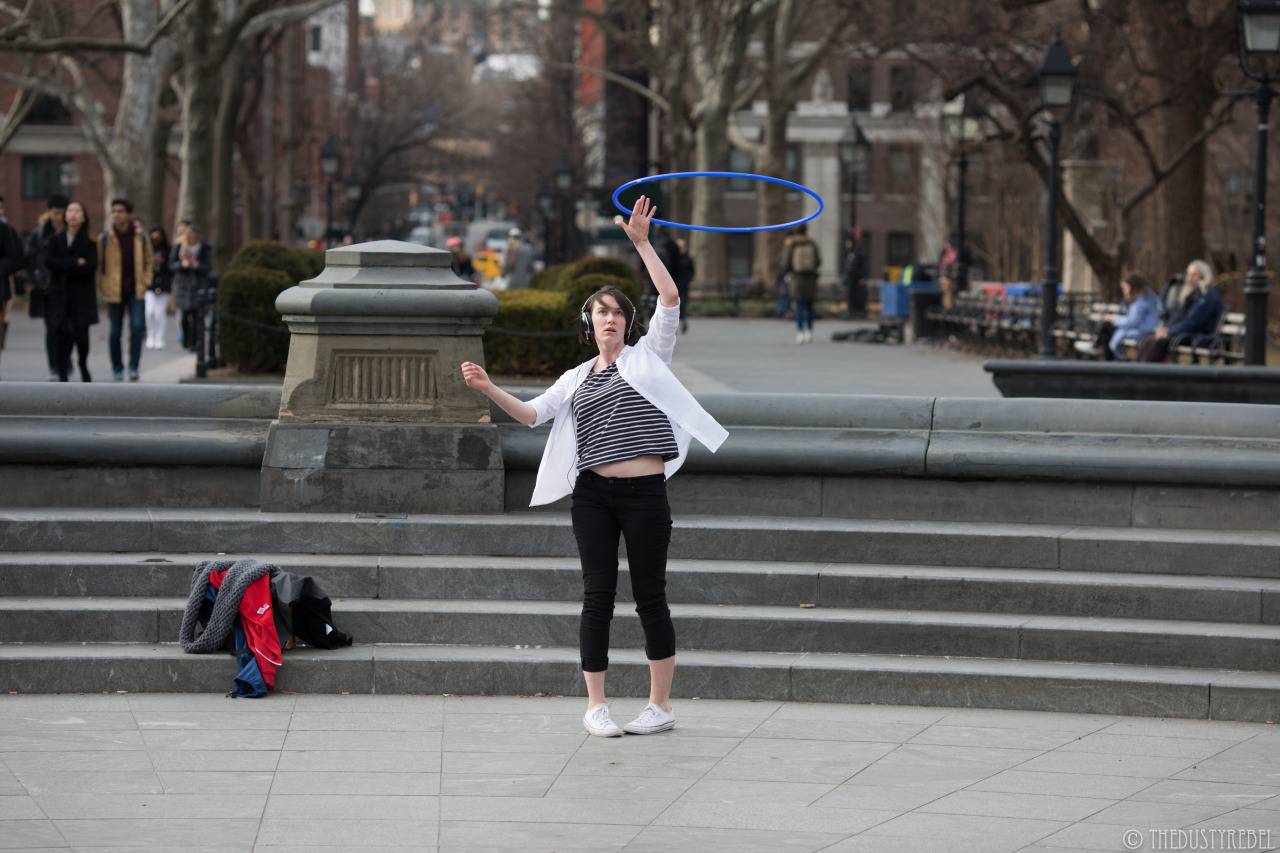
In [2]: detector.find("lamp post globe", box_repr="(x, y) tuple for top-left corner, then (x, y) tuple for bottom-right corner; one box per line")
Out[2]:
(1035, 28), (1077, 359)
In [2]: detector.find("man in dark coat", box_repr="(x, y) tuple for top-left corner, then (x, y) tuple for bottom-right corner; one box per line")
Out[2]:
(0, 195), (26, 361)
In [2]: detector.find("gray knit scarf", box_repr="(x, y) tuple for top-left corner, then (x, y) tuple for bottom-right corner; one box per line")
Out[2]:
(179, 558), (274, 653)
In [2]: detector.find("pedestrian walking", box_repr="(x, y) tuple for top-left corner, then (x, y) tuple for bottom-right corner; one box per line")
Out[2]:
(171, 224), (212, 353)
(147, 227), (173, 349)
(461, 195), (728, 738)
(99, 199), (152, 381)
(780, 224), (821, 343)
(44, 201), (99, 382)
(23, 194), (68, 379)
(673, 238), (694, 333)
(0, 195), (26, 373)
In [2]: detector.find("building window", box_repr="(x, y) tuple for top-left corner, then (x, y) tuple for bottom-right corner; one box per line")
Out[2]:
(785, 145), (801, 183)
(310, 25), (322, 51)
(846, 63), (872, 112)
(728, 148), (754, 192)
(22, 156), (71, 200)
(889, 66), (915, 113)
(887, 146), (916, 196)
(22, 95), (72, 126)
(887, 232), (916, 267)
(728, 233), (752, 281)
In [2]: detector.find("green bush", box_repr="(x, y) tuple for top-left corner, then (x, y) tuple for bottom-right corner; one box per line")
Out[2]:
(564, 256), (636, 286)
(216, 266), (296, 374)
(482, 273), (644, 376)
(228, 241), (312, 283)
(483, 290), (575, 376)
(295, 246), (325, 279)
(528, 265), (565, 291)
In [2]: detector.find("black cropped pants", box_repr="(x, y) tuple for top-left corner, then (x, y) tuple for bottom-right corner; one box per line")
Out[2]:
(571, 470), (675, 672)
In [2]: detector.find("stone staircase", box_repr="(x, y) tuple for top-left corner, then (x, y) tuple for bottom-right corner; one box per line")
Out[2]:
(3, 508), (1280, 722)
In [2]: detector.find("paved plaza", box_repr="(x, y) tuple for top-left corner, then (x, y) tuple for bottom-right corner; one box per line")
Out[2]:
(3, 692), (1280, 852)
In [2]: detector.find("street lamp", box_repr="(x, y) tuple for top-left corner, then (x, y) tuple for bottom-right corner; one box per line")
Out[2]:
(943, 94), (981, 299)
(554, 154), (573, 263)
(1236, 0), (1280, 365)
(319, 137), (341, 247)
(536, 183), (555, 266)
(1035, 28), (1078, 358)
(836, 117), (870, 247)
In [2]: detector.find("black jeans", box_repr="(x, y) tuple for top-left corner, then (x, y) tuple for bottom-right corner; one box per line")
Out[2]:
(571, 469), (675, 672)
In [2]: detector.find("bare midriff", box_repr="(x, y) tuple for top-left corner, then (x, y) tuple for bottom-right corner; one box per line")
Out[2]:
(589, 454), (665, 478)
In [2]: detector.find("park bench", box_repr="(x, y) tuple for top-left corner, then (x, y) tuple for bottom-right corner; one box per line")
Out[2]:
(1173, 310), (1246, 364)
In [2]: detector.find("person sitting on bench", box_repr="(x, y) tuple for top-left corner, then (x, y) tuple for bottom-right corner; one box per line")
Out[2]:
(1093, 273), (1160, 360)
(1135, 260), (1221, 363)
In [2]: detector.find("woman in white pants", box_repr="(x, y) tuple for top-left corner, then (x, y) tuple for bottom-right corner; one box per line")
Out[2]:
(145, 227), (173, 349)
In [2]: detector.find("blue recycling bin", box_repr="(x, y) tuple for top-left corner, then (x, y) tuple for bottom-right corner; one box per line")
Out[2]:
(879, 283), (909, 318)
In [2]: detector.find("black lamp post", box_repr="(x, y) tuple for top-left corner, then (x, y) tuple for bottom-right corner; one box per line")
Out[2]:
(944, 94), (981, 298)
(837, 117), (870, 251)
(319, 137), (341, 246)
(344, 170), (361, 240)
(1035, 28), (1078, 358)
(554, 154), (573, 264)
(1237, 0), (1280, 365)
(537, 183), (554, 266)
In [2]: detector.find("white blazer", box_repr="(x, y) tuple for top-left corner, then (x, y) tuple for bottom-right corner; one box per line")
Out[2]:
(526, 301), (728, 506)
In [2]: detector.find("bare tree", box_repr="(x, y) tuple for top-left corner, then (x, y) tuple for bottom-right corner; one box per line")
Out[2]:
(0, 0), (190, 227)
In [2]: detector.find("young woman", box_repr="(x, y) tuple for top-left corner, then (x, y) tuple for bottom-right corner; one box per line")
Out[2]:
(147, 227), (174, 349)
(171, 224), (212, 352)
(461, 196), (727, 737)
(43, 201), (98, 382)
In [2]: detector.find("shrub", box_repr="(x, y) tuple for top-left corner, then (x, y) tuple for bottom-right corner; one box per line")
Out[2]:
(216, 266), (296, 374)
(228, 241), (312, 283)
(564, 256), (636, 286)
(295, 246), (325, 279)
(529, 265), (565, 291)
(483, 289), (576, 376)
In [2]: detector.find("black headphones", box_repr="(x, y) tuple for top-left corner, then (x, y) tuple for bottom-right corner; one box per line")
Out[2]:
(581, 291), (637, 341)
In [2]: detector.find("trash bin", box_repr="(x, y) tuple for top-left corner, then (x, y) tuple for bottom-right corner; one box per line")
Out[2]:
(879, 282), (909, 318)
(909, 285), (942, 340)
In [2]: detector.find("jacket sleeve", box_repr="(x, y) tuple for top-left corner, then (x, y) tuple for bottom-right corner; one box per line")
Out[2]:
(1168, 289), (1222, 337)
(139, 232), (155, 289)
(640, 300), (680, 364)
(44, 235), (75, 271)
(527, 364), (581, 427)
(0, 225), (22, 280)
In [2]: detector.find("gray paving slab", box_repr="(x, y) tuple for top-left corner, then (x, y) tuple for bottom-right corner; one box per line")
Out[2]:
(3, 693), (1280, 852)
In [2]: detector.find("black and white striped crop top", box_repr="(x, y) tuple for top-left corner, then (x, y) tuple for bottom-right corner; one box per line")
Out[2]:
(572, 362), (678, 472)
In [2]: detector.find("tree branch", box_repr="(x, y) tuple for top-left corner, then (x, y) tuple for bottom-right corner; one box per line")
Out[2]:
(0, 0), (195, 55)
(544, 60), (671, 113)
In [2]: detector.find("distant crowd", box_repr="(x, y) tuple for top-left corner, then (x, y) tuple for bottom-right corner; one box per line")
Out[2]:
(0, 194), (214, 382)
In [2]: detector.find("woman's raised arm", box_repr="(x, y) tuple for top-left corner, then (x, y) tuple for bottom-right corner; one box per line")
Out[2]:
(619, 195), (678, 308)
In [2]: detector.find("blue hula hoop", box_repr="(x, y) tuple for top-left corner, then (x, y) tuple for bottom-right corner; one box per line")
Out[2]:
(611, 171), (823, 233)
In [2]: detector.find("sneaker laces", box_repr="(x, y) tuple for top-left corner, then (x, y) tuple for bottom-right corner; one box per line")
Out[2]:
(590, 704), (613, 726)
(634, 704), (663, 726)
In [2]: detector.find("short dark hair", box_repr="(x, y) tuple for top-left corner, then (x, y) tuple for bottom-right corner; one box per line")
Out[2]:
(579, 286), (640, 346)
(110, 198), (133, 213)
(47, 194), (69, 210)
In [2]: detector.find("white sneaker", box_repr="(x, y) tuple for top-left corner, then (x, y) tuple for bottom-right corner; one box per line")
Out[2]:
(803, 330), (812, 344)
(795, 331), (805, 344)
(622, 703), (675, 735)
(583, 703), (623, 737)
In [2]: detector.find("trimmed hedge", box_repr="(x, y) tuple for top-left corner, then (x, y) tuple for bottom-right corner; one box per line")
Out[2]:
(216, 266), (295, 374)
(228, 241), (313, 283)
(483, 273), (642, 377)
(529, 256), (637, 292)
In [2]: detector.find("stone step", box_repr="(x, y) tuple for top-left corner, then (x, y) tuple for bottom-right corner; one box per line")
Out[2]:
(4, 509), (1280, 577)
(1, 642), (1276, 722)
(6, 597), (1280, 673)
(2, 552), (1277, 624)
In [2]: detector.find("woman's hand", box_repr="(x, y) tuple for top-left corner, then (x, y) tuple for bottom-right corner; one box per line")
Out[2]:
(461, 361), (492, 393)
(619, 195), (655, 247)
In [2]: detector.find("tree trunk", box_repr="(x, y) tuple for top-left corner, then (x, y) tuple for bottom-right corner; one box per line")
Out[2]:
(212, 41), (248, 271)
(692, 116), (730, 294)
(751, 94), (789, 288)
(175, 0), (215, 232)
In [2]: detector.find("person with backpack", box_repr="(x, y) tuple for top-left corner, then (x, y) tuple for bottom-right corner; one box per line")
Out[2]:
(780, 224), (821, 343)
(99, 199), (152, 381)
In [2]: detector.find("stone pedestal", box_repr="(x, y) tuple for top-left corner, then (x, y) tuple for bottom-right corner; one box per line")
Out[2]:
(260, 241), (502, 514)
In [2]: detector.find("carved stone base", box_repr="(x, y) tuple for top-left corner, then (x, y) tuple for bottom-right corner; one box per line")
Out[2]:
(260, 422), (504, 514)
